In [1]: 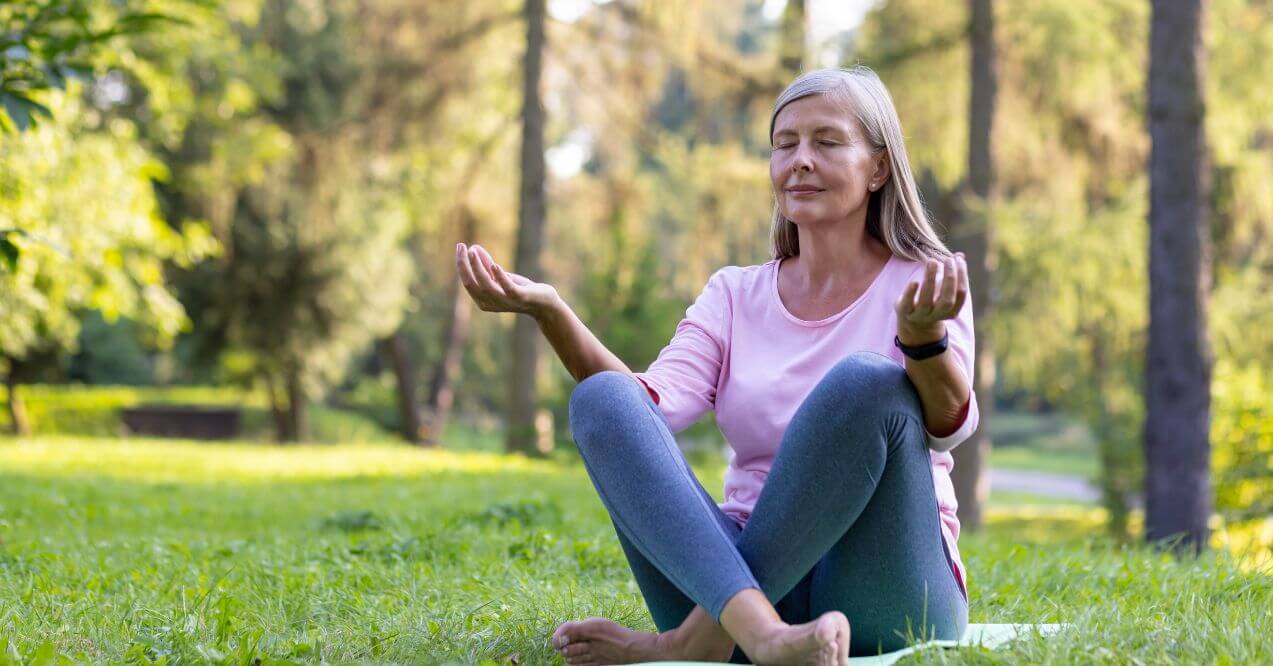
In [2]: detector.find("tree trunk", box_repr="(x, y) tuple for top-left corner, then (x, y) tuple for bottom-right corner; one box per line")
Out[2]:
(949, 0), (997, 532)
(1088, 326), (1132, 540)
(425, 208), (477, 446)
(1145, 0), (1212, 554)
(284, 366), (309, 443)
(381, 331), (424, 444)
(263, 371), (288, 443)
(506, 0), (549, 456)
(4, 357), (29, 436)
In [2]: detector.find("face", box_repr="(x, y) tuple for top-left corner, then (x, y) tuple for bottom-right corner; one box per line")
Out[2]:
(769, 94), (890, 227)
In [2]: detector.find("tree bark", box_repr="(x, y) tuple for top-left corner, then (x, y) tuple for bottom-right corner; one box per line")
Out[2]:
(425, 208), (476, 446)
(949, 0), (997, 532)
(506, 0), (549, 456)
(381, 331), (424, 444)
(285, 366), (309, 443)
(4, 356), (29, 436)
(1145, 0), (1212, 554)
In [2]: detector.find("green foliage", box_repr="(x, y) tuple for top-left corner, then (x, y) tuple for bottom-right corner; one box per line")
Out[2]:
(0, 90), (218, 367)
(1212, 361), (1273, 523)
(0, 437), (1269, 662)
(0, 0), (191, 132)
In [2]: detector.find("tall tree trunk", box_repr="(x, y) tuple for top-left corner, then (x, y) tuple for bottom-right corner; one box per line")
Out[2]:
(285, 366), (309, 443)
(426, 208), (477, 446)
(264, 371), (288, 443)
(381, 331), (423, 444)
(506, 0), (549, 456)
(949, 0), (997, 532)
(4, 357), (29, 436)
(1145, 0), (1212, 553)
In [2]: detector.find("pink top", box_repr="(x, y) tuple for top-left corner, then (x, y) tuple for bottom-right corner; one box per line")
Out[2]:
(633, 253), (978, 594)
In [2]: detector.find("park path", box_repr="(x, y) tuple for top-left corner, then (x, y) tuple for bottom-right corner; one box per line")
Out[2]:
(990, 468), (1101, 502)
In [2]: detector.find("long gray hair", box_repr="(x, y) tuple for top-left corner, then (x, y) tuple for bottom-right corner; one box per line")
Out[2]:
(768, 66), (951, 262)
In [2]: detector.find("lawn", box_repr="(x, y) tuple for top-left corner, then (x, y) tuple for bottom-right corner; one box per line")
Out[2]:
(1, 436), (1270, 664)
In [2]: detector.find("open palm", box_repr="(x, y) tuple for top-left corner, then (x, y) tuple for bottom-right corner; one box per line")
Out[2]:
(455, 243), (559, 317)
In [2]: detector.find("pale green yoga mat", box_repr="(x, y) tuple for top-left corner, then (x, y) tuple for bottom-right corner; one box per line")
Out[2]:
(635, 623), (1067, 666)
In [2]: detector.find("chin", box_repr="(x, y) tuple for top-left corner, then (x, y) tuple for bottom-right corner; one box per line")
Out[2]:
(783, 207), (834, 226)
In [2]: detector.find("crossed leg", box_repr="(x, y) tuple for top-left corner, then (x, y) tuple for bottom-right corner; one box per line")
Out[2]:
(555, 351), (966, 663)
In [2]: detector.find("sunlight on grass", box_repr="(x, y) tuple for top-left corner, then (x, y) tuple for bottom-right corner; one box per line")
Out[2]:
(0, 436), (564, 484)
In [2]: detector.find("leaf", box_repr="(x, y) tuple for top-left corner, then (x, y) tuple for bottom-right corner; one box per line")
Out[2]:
(0, 92), (52, 132)
(0, 238), (18, 272)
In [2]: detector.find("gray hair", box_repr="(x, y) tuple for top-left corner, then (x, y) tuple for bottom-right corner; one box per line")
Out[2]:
(768, 66), (951, 262)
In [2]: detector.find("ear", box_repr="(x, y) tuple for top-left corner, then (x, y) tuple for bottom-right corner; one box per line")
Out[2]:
(871, 151), (892, 189)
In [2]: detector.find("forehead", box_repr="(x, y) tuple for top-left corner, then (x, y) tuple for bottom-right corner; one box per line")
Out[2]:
(772, 94), (858, 134)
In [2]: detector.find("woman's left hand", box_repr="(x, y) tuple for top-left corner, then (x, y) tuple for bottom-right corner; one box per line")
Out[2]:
(894, 252), (968, 343)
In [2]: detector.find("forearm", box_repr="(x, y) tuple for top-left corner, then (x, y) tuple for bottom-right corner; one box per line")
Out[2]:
(533, 295), (632, 383)
(898, 322), (971, 437)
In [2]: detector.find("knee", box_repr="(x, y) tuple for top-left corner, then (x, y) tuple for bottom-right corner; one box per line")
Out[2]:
(568, 371), (642, 438)
(822, 351), (920, 416)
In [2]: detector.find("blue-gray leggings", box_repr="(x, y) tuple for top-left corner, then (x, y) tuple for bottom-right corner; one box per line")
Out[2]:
(568, 351), (968, 660)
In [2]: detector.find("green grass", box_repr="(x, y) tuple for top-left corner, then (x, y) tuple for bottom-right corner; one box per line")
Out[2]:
(1, 436), (1270, 664)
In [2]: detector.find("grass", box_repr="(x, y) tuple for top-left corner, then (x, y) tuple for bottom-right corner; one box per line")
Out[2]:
(1, 435), (1270, 664)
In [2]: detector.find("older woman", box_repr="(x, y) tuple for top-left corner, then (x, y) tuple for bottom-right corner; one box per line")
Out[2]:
(456, 66), (974, 665)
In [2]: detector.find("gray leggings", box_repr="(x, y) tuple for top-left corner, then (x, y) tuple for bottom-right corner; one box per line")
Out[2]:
(567, 351), (968, 659)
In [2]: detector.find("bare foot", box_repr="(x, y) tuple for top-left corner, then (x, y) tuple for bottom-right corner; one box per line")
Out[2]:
(743, 611), (850, 666)
(551, 617), (722, 665)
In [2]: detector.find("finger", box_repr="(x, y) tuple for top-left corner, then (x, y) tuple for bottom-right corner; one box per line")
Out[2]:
(895, 280), (919, 317)
(472, 244), (499, 273)
(952, 252), (969, 314)
(937, 254), (958, 314)
(490, 262), (522, 297)
(455, 243), (478, 288)
(468, 246), (506, 297)
(915, 259), (939, 314)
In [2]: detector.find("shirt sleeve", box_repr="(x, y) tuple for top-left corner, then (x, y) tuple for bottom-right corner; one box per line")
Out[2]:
(923, 272), (980, 452)
(633, 268), (732, 433)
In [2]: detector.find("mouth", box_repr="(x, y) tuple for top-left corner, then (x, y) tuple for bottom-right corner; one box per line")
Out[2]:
(786, 187), (824, 196)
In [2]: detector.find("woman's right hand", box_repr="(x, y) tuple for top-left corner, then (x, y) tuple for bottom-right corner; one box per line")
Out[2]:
(455, 243), (561, 318)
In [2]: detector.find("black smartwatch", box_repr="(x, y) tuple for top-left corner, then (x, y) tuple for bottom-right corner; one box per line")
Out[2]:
(894, 331), (949, 360)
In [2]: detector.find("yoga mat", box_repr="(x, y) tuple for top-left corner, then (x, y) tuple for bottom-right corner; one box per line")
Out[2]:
(634, 623), (1068, 666)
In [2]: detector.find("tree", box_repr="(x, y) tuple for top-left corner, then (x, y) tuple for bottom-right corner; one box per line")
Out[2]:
(1144, 0), (1212, 552)
(948, 0), (997, 532)
(506, 0), (549, 455)
(0, 91), (215, 434)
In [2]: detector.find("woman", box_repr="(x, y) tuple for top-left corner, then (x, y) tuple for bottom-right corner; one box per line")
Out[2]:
(455, 66), (975, 665)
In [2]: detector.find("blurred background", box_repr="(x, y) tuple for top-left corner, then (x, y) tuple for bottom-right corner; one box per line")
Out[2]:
(1, 0), (1269, 548)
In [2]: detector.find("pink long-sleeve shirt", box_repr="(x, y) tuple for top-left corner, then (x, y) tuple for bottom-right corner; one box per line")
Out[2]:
(633, 253), (977, 594)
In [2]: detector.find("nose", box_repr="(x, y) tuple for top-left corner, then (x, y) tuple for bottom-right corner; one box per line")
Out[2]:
(791, 140), (813, 173)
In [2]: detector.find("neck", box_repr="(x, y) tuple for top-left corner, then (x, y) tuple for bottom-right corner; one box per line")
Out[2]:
(789, 210), (889, 292)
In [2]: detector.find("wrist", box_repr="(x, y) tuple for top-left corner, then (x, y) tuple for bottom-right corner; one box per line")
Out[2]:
(897, 321), (946, 346)
(531, 293), (566, 323)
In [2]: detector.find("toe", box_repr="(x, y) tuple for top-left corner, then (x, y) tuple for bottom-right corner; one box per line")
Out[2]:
(553, 621), (578, 648)
(563, 642), (591, 660)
